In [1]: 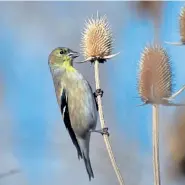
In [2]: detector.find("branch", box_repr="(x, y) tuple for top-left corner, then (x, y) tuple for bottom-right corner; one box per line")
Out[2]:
(165, 41), (184, 46)
(152, 105), (161, 185)
(94, 60), (125, 185)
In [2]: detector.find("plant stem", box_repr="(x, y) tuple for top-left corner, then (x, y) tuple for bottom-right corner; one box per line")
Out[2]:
(94, 60), (125, 185)
(154, 18), (160, 45)
(152, 104), (161, 185)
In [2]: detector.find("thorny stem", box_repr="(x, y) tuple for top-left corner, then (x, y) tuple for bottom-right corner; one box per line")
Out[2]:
(152, 104), (161, 185)
(94, 60), (125, 185)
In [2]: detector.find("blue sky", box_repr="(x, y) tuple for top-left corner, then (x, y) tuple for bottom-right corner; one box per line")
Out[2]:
(0, 2), (185, 185)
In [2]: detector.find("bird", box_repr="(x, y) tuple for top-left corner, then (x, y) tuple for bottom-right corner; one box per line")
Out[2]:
(48, 47), (107, 180)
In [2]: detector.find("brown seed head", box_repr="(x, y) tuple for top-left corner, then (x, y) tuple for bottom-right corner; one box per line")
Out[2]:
(180, 6), (185, 43)
(129, 1), (164, 44)
(134, 1), (163, 19)
(138, 45), (173, 104)
(81, 14), (113, 60)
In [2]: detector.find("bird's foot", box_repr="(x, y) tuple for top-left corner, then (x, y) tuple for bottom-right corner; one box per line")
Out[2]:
(94, 89), (104, 98)
(91, 127), (109, 136)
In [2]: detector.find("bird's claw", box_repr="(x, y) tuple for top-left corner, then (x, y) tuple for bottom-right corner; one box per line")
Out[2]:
(94, 89), (104, 98)
(89, 56), (106, 63)
(90, 127), (110, 136)
(101, 127), (109, 136)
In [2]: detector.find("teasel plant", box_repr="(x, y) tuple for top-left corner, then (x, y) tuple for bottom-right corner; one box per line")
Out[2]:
(137, 45), (185, 185)
(128, 1), (164, 44)
(166, 5), (185, 45)
(75, 13), (124, 185)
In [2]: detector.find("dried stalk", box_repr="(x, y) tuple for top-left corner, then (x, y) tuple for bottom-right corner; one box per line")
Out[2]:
(138, 45), (170, 185)
(152, 104), (161, 185)
(94, 60), (125, 185)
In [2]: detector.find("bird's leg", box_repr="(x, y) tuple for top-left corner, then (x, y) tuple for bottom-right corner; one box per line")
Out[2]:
(93, 89), (104, 110)
(90, 127), (109, 136)
(94, 89), (104, 98)
(93, 93), (99, 110)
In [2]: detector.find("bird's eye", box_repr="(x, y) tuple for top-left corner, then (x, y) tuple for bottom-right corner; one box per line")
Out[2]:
(60, 50), (64, 55)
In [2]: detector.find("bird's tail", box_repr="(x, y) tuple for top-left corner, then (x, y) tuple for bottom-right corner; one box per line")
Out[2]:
(82, 152), (94, 181)
(78, 135), (94, 181)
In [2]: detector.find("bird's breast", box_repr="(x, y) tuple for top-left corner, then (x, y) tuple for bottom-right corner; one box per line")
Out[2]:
(67, 80), (97, 135)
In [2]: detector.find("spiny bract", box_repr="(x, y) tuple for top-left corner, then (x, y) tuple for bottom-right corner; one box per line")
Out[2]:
(81, 14), (113, 59)
(180, 6), (185, 43)
(138, 45), (173, 104)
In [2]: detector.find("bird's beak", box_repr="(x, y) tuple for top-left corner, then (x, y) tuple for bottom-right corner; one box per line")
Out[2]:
(68, 50), (79, 59)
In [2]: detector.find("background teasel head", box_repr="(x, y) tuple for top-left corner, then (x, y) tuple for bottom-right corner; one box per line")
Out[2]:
(131, 1), (164, 21)
(138, 45), (174, 105)
(128, 1), (164, 43)
(166, 5), (185, 45)
(179, 6), (185, 44)
(80, 13), (118, 63)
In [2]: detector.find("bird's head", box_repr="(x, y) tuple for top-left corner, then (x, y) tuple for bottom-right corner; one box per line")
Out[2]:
(48, 47), (79, 68)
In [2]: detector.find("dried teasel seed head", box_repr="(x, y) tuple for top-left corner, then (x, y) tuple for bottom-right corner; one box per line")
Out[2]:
(165, 5), (185, 46)
(133, 1), (164, 20)
(81, 13), (113, 61)
(180, 6), (185, 43)
(130, 1), (164, 44)
(138, 45), (173, 104)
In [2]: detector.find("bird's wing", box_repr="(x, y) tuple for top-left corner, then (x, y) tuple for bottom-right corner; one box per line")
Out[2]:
(60, 87), (82, 159)
(86, 81), (98, 111)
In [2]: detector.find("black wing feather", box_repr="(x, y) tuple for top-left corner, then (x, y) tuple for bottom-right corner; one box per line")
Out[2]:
(87, 82), (98, 111)
(60, 89), (82, 159)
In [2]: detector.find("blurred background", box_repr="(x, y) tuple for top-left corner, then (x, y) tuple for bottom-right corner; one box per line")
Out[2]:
(0, 1), (185, 185)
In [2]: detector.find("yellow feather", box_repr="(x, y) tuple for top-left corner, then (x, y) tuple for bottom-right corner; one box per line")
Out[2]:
(63, 61), (76, 72)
